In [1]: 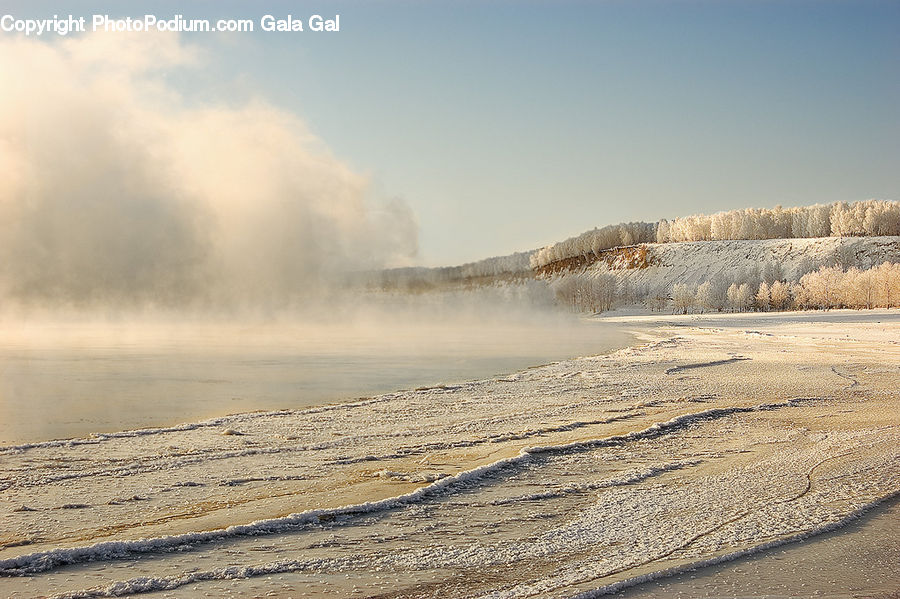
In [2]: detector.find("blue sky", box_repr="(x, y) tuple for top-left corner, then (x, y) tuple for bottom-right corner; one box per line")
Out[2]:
(6, 0), (900, 265)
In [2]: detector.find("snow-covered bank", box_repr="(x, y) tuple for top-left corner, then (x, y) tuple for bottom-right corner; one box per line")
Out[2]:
(543, 236), (900, 311)
(621, 235), (900, 289)
(1, 311), (898, 598)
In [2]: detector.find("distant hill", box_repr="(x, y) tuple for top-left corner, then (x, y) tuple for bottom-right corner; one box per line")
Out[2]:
(564, 235), (900, 297)
(368, 200), (900, 312)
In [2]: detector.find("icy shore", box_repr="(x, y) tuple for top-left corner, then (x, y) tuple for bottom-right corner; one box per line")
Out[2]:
(1, 310), (898, 598)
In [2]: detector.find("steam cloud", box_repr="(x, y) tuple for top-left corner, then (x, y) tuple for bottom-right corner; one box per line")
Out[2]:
(0, 34), (418, 310)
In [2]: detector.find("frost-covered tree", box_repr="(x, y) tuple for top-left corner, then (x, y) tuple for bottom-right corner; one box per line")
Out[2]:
(531, 222), (656, 269)
(726, 283), (753, 312)
(792, 204), (832, 238)
(827, 242), (857, 270)
(619, 279), (634, 305)
(672, 283), (696, 314)
(848, 268), (876, 309)
(873, 262), (900, 307)
(646, 293), (669, 312)
(737, 284), (754, 311)
(797, 266), (847, 309)
(769, 280), (792, 311)
(791, 262), (900, 310)
(593, 272), (618, 312)
(695, 281), (715, 313)
(534, 200), (899, 273)
(726, 283), (740, 311)
(549, 270), (619, 313)
(755, 281), (771, 311)
(656, 219), (670, 244)
(660, 200), (900, 244)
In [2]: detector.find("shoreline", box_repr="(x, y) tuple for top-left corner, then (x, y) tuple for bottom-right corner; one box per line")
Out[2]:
(0, 314), (641, 445)
(6, 306), (890, 448)
(1, 310), (897, 598)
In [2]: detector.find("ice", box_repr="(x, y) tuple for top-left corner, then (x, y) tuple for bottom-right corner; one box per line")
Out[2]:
(1, 310), (898, 598)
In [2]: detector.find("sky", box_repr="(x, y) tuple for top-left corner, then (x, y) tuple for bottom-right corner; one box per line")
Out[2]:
(3, 0), (899, 266)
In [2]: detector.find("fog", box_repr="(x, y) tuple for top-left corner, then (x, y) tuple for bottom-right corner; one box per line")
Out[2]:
(0, 299), (636, 443)
(0, 34), (635, 443)
(0, 33), (418, 311)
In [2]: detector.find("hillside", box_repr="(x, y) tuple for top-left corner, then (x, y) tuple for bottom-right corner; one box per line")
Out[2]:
(368, 250), (534, 292)
(365, 199), (900, 312)
(367, 235), (900, 314)
(543, 236), (900, 312)
(581, 236), (900, 293)
(530, 200), (900, 269)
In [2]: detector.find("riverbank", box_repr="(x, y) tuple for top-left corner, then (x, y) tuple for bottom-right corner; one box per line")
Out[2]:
(0, 313), (636, 444)
(1, 310), (897, 598)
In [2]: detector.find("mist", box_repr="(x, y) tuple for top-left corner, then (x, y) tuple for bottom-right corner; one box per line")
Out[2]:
(0, 33), (418, 312)
(0, 34), (630, 444)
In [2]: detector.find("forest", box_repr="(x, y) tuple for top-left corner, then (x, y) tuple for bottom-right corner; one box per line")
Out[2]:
(531, 200), (900, 269)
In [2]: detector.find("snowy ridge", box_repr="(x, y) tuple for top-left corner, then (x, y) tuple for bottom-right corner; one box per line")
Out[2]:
(0, 398), (816, 577)
(641, 236), (900, 284)
(533, 200), (900, 269)
(3, 399), (640, 492)
(541, 235), (900, 312)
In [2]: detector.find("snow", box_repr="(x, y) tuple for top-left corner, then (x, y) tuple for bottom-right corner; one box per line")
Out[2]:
(598, 236), (900, 291)
(0, 310), (898, 598)
(532, 201), (900, 269)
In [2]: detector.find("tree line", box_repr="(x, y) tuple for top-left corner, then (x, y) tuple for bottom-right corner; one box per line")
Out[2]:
(553, 261), (900, 314)
(532, 200), (900, 269)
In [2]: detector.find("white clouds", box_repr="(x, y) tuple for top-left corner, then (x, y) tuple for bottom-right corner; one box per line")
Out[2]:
(0, 33), (417, 309)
